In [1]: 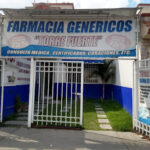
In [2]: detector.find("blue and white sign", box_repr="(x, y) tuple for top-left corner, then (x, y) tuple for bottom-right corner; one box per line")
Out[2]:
(1, 18), (137, 58)
(139, 72), (150, 125)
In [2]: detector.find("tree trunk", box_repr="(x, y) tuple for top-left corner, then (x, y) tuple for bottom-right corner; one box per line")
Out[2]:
(102, 81), (105, 101)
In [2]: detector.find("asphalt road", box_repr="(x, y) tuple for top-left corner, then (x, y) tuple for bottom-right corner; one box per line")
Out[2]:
(0, 127), (150, 150)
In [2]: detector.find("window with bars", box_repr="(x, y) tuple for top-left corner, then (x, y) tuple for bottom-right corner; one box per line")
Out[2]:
(67, 63), (82, 83)
(68, 63), (100, 84)
(84, 64), (100, 84)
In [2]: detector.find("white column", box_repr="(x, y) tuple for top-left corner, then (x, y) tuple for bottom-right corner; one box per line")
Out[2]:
(80, 62), (84, 126)
(0, 59), (5, 122)
(132, 60), (139, 129)
(31, 60), (36, 123)
(28, 58), (34, 128)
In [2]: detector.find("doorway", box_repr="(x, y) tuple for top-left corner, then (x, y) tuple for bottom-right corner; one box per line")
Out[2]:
(28, 59), (84, 128)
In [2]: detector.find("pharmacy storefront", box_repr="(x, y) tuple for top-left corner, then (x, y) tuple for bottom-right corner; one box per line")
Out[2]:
(3, 19), (136, 58)
(0, 8), (138, 128)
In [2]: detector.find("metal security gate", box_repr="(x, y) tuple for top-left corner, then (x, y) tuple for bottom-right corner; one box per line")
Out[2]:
(0, 59), (5, 123)
(134, 59), (150, 137)
(28, 59), (84, 128)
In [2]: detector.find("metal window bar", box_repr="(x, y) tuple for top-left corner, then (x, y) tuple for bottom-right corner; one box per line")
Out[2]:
(41, 62), (45, 125)
(60, 62), (63, 124)
(75, 63), (78, 126)
(37, 62), (41, 125)
(65, 63), (68, 126)
(46, 62), (50, 125)
(51, 62), (54, 124)
(70, 62), (73, 126)
(56, 62), (59, 126)
(80, 62), (84, 126)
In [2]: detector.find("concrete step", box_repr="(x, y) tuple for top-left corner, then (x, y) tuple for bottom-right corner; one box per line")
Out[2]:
(17, 112), (28, 117)
(34, 101), (61, 105)
(97, 114), (107, 118)
(24, 109), (28, 113)
(95, 104), (101, 107)
(96, 111), (105, 114)
(95, 108), (103, 111)
(4, 120), (27, 127)
(16, 116), (28, 121)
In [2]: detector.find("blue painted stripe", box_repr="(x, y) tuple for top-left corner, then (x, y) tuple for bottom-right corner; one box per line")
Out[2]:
(2, 83), (132, 119)
(2, 45), (136, 58)
(139, 117), (150, 126)
(113, 85), (132, 116)
(53, 83), (132, 115)
(3, 84), (29, 119)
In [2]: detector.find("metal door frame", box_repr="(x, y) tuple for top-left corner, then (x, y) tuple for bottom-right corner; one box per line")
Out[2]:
(28, 58), (84, 128)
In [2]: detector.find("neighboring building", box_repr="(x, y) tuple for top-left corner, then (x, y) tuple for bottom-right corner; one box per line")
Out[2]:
(26, 2), (74, 9)
(138, 4), (150, 59)
(135, 4), (150, 127)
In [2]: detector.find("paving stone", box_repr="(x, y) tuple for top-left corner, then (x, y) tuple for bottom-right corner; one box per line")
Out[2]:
(95, 108), (103, 111)
(96, 111), (105, 114)
(95, 105), (101, 107)
(4, 121), (27, 126)
(98, 119), (110, 123)
(97, 114), (107, 118)
(100, 124), (112, 130)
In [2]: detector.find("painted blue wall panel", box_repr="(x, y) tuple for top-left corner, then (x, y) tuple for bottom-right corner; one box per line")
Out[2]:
(2, 83), (132, 119)
(113, 85), (132, 116)
(83, 84), (132, 116)
(104, 84), (113, 100)
(84, 84), (113, 100)
(54, 83), (113, 100)
(83, 84), (102, 99)
(3, 84), (29, 119)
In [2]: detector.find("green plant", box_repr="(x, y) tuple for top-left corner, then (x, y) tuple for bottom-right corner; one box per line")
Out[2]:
(83, 99), (100, 130)
(100, 100), (133, 131)
(14, 95), (22, 113)
(92, 60), (115, 99)
(21, 102), (27, 112)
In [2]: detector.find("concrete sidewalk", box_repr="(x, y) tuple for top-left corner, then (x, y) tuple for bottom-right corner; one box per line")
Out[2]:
(0, 127), (150, 150)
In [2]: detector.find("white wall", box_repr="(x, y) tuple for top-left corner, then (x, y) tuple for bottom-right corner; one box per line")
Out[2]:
(114, 60), (133, 88)
(54, 63), (66, 83)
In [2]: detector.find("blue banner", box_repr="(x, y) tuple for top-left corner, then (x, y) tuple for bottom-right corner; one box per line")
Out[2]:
(2, 45), (136, 58)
